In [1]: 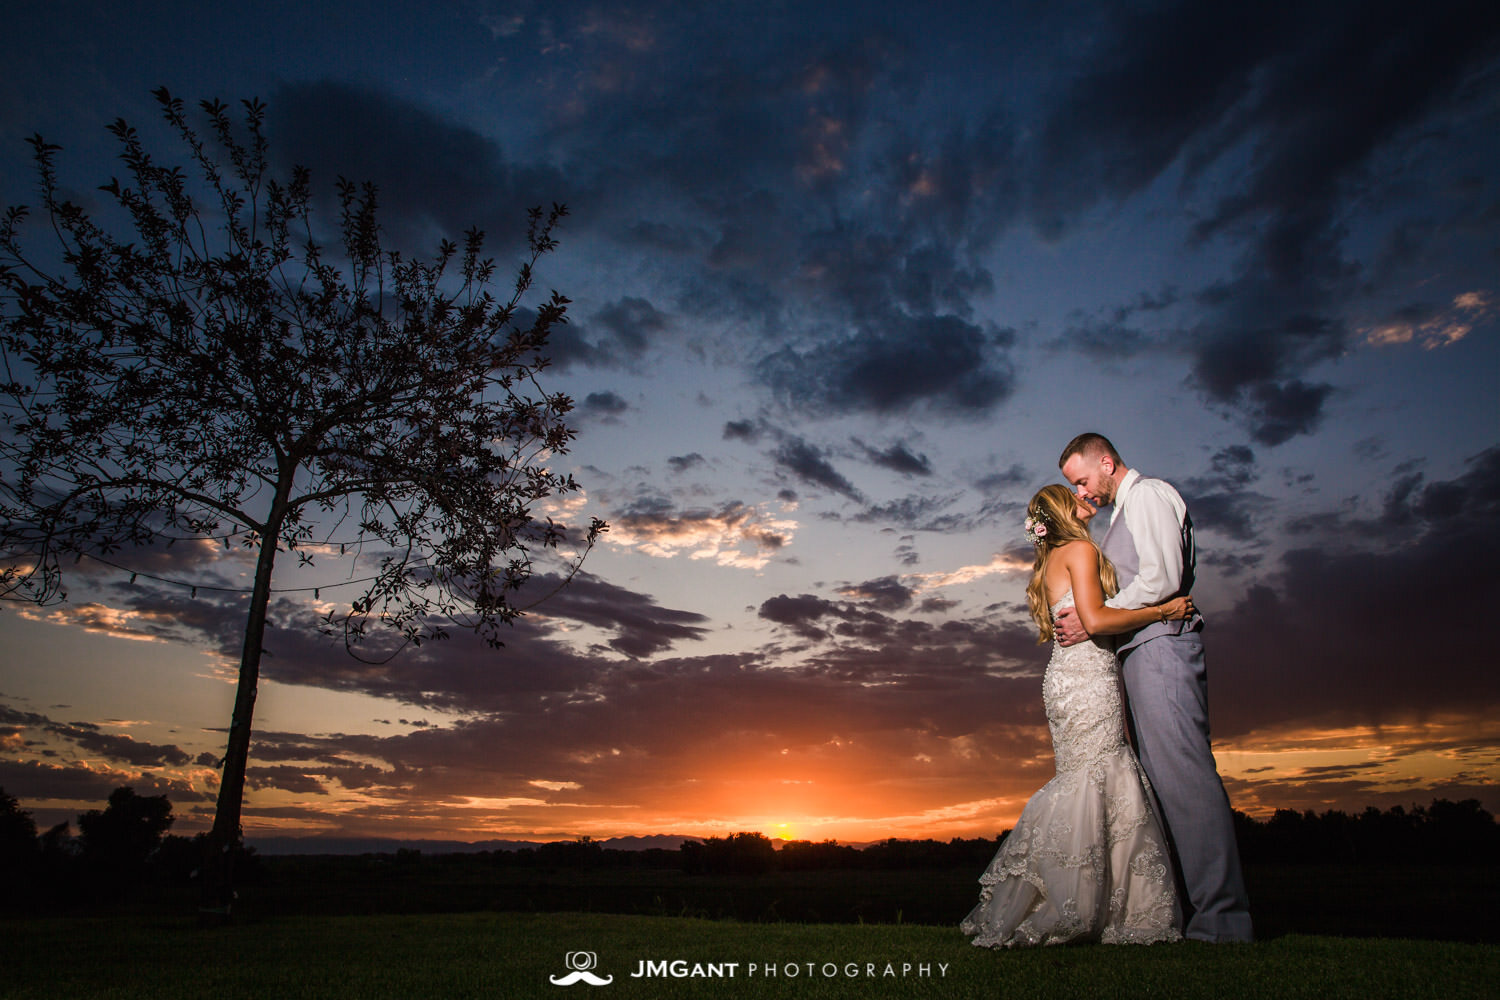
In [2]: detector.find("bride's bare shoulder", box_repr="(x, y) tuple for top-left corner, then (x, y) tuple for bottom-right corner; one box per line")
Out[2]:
(1054, 539), (1098, 562)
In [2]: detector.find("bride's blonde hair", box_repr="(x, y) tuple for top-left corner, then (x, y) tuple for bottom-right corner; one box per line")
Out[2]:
(1024, 484), (1119, 643)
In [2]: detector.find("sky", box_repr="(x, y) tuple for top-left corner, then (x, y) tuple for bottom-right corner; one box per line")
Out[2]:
(1, 0), (1498, 847)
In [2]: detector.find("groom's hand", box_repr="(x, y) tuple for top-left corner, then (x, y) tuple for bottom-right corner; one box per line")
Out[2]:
(1055, 607), (1089, 646)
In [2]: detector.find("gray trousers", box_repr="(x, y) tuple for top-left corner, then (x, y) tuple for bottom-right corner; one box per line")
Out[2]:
(1119, 630), (1253, 942)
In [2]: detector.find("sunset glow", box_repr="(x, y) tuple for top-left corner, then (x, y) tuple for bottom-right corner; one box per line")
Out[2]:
(2, 2), (1497, 851)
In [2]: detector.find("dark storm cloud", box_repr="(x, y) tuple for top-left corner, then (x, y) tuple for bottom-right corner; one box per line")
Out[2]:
(551, 296), (673, 371)
(256, 609), (614, 713)
(667, 453), (705, 474)
(581, 391), (630, 417)
(837, 576), (914, 612)
(2, 705), (192, 769)
(525, 572), (710, 659)
(758, 593), (847, 641)
(523, 11), (1024, 418)
(0, 757), (200, 805)
(856, 439), (932, 477)
(1034, 0), (1500, 444)
(1210, 444), (1500, 735)
(848, 493), (966, 530)
(975, 464), (1030, 494)
(69, 562), (713, 712)
(593, 296), (669, 357)
(721, 420), (872, 502)
(757, 314), (1016, 418)
(266, 80), (568, 250)
(755, 585), (1042, 700)
(722, 419), (763, 443)
(1181, 445), (1269, 541)
(0, 703), (53, 728)
(772, 436), (863, 501)
(247, 765), (330, 796)
(46, 722), (192, 768)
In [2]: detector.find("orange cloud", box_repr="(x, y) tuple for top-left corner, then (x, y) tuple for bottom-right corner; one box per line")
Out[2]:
(1365, 290), (1495, 348)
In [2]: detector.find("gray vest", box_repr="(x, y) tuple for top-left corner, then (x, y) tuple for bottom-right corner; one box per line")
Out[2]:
(1099, 476), (1197, 653)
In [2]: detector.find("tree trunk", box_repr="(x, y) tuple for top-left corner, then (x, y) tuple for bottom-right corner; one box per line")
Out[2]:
(198, 475), (292, 924)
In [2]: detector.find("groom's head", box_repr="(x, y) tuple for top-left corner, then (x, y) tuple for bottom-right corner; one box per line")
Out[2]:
(1059, 433), (1127, 507)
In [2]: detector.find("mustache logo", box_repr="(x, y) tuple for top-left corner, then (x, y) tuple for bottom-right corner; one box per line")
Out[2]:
(550, 951), (613, 987)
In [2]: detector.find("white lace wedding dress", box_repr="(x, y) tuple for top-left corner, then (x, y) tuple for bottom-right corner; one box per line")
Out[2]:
(961, 591), (1182, 946)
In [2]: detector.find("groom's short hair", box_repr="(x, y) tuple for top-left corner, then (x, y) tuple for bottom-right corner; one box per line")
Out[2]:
(1059, 433), (1121, 468)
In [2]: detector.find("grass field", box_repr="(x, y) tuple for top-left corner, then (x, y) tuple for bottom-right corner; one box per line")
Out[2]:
(3, 910), (1498, 1000)
(5, 861), (1497, 999)
(231, 858), (1500, 942)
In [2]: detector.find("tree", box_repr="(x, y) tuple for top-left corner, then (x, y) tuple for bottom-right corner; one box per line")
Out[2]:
(0, 786), (39, 886)
(77, 786), (174, 876)
(0, 90), (604, 919)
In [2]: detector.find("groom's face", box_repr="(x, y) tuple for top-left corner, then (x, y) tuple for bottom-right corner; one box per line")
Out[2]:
(1062, 452), (1117, 507)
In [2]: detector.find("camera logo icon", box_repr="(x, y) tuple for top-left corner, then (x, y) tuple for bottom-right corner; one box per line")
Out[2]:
(550, 951), (613, 986)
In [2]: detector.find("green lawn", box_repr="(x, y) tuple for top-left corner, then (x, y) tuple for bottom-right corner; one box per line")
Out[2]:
(3, 911), (1496, 1000)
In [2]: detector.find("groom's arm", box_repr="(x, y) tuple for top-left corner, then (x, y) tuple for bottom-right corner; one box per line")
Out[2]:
(1105, 480), (1187, 610)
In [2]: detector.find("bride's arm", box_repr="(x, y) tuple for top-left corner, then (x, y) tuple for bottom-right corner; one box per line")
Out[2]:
(1061, 542), (1192, 636)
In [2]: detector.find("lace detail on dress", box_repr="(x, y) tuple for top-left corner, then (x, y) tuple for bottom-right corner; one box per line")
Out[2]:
(960, 591), (1182, 947)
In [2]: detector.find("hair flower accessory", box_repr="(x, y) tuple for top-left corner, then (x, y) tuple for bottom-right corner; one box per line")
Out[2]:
(1024, 514), (1048, 546)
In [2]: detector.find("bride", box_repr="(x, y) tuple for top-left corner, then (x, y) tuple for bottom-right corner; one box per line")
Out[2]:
(962, 484), (1187, 947)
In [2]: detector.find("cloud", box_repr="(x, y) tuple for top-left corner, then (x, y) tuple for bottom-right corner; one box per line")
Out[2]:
(247, 765), (331, 796)
(45, 722), (192, 768)
(265, 80), (569, 254)
(907, 552), (1032, 593)
(1364, 290), (1496, 349)
(722, 419), (763, 443)
(0, 702), (213, 818)
(1031, 0), (1500, 444)
(856, 439), (932, 476)
(771, 436), (863, 501)
(604, 497), (797, 570)
(848, 493), (965, 529)
(523, 572), (711, 658)
(836, 576), (914, 612)
(0, 757), (201, 807)
(1181, 445), (1270, 541)
(581, 391), (630, 418)
(519, 16), (1021, 420)
(1052, 289), (1182, 359)
(1210, 444), (1500, 736)
(974, 464), (1031, 494)
(553, 297), (676, 371)
(593, 296), (669, 356)
(758, 593), (847, 641)
(757, 315), (1016, 417)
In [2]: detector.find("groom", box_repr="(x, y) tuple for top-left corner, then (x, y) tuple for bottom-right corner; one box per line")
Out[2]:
(1054, 432), (1253, 943)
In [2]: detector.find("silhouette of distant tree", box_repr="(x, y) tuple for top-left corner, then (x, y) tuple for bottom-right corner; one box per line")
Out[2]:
(537, 836), (604, 870)
(77, 786), (174, 878)
(1233, 799), (1500, 865)
(681, 832), (778, 875)
(0, 89), (604, 919)
(0, 787), (38, 890)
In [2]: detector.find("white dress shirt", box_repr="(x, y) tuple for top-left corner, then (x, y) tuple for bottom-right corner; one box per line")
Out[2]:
(1103, 468), (1189, 610)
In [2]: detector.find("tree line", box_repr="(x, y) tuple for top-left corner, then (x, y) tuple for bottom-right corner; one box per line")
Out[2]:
(0, 786), (262, 907)
(5, 784), (1495, 905)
